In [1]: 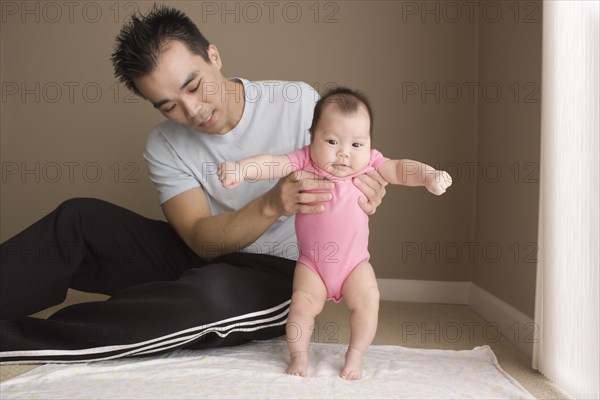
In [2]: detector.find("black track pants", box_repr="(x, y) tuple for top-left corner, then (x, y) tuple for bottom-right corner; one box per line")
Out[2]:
(0, 198), (295, 363)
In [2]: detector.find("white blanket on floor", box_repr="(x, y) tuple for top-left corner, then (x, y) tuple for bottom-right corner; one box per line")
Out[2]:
(1, 340), (534, 399)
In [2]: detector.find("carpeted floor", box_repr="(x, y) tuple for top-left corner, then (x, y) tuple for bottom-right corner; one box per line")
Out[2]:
(0, 300), (568, 399)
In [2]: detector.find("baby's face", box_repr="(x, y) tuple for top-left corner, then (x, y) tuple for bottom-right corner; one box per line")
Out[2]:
(310, 105), (372, 177)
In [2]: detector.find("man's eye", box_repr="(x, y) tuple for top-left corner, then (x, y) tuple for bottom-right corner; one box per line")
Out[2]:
(327, 140), (338, 145)
(190, 82), (201, 93)
(163, 104), (176, 113)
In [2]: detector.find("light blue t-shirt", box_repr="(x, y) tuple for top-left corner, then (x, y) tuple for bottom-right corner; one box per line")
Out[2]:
(144, 79), (318, 260)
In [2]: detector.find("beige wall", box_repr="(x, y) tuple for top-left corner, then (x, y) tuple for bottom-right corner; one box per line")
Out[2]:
(0, 1), (541, 316)
(474, 0), (542, 317)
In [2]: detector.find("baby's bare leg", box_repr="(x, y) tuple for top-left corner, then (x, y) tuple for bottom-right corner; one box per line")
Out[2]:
(286, 263), (327, 377)
(340, 261), (380, 380)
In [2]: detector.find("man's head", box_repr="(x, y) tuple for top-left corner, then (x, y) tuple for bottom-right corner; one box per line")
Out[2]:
(308, 87), (374, 177)
(111, 5), (211, 97)
(111, 5), (244, 134)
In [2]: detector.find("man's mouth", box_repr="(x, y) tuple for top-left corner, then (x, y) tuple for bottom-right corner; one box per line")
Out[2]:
(197, 111), (215, 129)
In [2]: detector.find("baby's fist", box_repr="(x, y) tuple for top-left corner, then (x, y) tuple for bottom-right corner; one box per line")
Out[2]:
(218, 161), (242, 189)
(425, 170), (452, 195)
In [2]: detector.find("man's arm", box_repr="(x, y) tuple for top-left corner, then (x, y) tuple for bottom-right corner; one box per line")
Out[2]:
(377, 159), (452, 195)
(162, 186), (278, 260)
(162, 171), (334, 260)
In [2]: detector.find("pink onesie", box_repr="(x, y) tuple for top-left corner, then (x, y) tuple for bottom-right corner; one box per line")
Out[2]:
(286, 146), (389, 302)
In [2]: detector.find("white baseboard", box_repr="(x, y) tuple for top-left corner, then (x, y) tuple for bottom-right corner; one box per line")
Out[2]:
(377, 279), (534, 358)
(468, 284), (534, 358)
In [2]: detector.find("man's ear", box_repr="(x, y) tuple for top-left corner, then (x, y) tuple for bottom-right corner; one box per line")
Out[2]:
(207, 44), (222, 69)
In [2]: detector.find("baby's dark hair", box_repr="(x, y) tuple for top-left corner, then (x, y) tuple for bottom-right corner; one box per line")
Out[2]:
(309, 87), (374, 139)
(111, 4), (211, 97)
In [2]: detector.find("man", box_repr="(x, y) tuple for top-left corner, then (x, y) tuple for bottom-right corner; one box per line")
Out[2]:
(0, 5), (386, 363)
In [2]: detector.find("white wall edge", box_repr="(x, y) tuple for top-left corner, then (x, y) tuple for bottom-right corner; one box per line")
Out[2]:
(377, 279), (534, 358)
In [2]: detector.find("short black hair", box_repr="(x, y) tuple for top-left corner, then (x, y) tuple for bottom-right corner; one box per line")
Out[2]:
(309, 87), (374, 139)
(111, 4), (211, 96)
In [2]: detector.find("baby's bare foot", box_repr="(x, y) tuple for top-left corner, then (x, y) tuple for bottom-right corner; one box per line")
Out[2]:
(340, 348), (363, 380)
(286, 351), (308, 377)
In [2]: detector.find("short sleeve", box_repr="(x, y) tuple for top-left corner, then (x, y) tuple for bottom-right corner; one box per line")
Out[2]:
(370, 149), (390, 170)
(285, 145), (311, 172)
(144, 129), (201, 205)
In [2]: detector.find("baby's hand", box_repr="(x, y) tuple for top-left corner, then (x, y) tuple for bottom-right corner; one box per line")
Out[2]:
(425, 170), (452, 195)
(218, 161), (242, 189)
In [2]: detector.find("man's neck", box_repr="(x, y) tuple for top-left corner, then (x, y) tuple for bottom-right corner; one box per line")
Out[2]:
(223, 79), (246, 132)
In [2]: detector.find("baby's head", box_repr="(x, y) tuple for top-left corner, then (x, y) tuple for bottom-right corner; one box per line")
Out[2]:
(308, 87), (374, 177)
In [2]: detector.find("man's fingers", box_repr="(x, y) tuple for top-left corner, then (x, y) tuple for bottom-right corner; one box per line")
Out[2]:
(353, 170), (388, 215)
(353, 176), (376, 197)
(362, 170), (388, 187)
(296, 204), (326, 214)
(358, 196), (375, 215)
(353, 174), (382, 204)
(279, 173), (334, 215)
(285, 169), (319, 183)
(297, 192), (332, 204)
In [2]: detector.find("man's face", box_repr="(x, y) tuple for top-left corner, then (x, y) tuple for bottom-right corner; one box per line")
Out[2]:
(133, 41), (244, 134)
(310, 105), (372, 177)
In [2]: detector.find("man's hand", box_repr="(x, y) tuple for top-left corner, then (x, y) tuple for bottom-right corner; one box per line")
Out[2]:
(425, 170), (453, 195)
(353, 170), (388, 215)
(218, 161), (242, 189)
(263, 171), (334, 217)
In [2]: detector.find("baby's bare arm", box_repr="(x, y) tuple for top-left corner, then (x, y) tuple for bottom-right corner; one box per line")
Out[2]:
(377, 159), (452, 195)
(219, 154), (293, 188)
(238, 154), (294, 181)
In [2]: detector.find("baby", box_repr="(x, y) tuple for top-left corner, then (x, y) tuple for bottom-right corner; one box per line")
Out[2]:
(218, 87), (452, 379)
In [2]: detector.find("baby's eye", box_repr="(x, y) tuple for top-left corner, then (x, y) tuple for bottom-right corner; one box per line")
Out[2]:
(326, 139), (338, 145)
(352, 143), (363, 148)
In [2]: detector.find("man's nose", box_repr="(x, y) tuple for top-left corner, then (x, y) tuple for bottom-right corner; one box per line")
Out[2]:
(182, 98), (203, 120)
